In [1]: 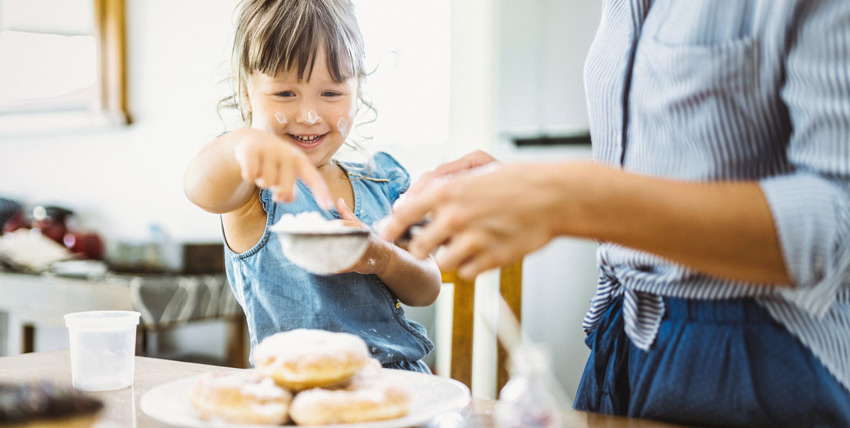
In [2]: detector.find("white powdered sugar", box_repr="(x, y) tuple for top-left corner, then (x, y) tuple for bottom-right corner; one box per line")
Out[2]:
(254, 328), (369, 364)
(270, 211), (369, 275)
(240, 377), (290, 400)
(271, 211), (351, 234)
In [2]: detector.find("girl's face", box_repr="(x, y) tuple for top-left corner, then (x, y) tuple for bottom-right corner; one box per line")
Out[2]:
(246, 48), (358, 169)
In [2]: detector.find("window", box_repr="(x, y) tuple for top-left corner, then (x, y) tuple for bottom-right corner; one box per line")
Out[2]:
(0, 0), (128, 136)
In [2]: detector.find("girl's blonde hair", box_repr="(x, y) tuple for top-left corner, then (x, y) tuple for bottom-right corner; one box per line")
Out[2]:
(222, 0), (367, 125)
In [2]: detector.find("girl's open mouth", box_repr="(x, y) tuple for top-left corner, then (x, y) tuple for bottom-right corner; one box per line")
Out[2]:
(288, 133), (327, 149)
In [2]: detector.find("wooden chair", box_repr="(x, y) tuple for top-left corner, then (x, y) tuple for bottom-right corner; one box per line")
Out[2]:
(441, 259), (523, 395)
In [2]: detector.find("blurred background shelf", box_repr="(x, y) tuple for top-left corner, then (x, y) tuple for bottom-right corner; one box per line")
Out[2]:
(0, 268), (248, 368)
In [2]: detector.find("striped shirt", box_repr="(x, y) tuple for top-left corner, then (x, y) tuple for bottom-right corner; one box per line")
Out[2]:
(581, 0), (850, 392)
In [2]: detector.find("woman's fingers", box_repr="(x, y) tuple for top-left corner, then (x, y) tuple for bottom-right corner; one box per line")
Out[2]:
(432, 230), (483, 273)
(406, 213), (457, 259)
(455, 246), (506, 280)
(432, 228), (507, 279)
(402, 170), (437, 202)
(381, 185), (443, 243)
(402, 151), (498, 202)
(389, 160), (561, 278)
(436, 230), (522, 279)
(434, 150), (497, 176)
(389, 152), (500, 242)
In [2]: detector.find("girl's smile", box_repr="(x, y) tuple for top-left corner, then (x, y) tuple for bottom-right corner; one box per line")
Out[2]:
(288, 132), (328, 149)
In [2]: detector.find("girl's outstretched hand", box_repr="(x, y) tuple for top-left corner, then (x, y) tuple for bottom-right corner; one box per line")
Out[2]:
(233, 129), (332, 209)
(382, 161), (567, 279)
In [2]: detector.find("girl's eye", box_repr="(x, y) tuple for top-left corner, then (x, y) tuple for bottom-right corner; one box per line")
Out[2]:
(274, 91), (295, 97)
(322, 91), (342, 97)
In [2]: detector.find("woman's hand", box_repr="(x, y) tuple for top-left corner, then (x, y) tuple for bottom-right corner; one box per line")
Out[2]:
(233, 129), (332, 208)
(395, 150), (498, 207)
(383, 161), (566, 279)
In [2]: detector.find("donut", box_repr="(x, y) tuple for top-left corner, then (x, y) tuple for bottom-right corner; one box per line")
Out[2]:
(289, 368), (411, 425)
(253, 329), (371, 391)
(190, 372), (292, 425)
(0, 381), (103, 428)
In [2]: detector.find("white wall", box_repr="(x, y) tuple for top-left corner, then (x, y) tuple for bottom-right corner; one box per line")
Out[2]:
(0, 0), (236, 242)
(497, 0), (600, 136)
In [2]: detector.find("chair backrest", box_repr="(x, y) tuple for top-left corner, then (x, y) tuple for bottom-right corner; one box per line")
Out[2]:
(441, 259), (523, 395)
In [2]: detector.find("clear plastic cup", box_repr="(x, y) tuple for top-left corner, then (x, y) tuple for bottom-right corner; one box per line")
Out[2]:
(64, 310), (141, 391)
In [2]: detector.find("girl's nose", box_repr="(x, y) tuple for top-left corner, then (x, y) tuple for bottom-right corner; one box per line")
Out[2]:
(296, 109), (322, 125)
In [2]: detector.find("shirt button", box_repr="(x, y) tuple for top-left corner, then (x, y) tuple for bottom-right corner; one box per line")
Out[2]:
(395, 301), (401, 309)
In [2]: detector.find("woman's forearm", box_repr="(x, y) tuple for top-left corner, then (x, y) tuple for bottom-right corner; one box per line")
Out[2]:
(557, 162), (791, 286)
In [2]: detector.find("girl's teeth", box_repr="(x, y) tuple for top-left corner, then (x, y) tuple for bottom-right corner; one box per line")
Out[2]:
(295, 135), (320, 143)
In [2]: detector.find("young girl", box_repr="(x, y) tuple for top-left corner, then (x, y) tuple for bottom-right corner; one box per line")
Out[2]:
(184, 0), (440, 373)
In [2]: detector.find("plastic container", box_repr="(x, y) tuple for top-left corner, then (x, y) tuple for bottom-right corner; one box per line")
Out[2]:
(64, 310), (141, 391)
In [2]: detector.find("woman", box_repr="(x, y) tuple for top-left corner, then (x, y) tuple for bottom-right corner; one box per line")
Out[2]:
(381, 1), (850, 426)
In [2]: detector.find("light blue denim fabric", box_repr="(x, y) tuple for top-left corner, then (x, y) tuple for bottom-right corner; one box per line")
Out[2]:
(224, 152), (433, 373)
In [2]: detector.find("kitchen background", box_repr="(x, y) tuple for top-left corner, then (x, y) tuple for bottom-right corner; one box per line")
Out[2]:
(0, 0), (601, 399)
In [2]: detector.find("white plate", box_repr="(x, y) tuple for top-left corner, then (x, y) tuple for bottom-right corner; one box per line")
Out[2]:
(140, 370), (470, 428)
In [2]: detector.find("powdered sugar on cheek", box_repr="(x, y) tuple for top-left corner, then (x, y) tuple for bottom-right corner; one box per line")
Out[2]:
(274, 112), (288, 125)
(336, 117), (350, 137)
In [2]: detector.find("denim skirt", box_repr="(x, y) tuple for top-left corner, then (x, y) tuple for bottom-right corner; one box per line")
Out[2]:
(573, 296), (850, 427)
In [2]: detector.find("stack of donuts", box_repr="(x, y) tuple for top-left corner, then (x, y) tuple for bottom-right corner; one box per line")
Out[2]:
(190, 328), (411, 425)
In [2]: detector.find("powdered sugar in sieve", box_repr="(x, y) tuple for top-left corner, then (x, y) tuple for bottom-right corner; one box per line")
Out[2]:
(270, 211), (370, 275)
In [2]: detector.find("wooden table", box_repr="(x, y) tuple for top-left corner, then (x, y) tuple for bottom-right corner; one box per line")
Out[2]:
(0, 350), (238, 427)
(0, 350), (690, 428)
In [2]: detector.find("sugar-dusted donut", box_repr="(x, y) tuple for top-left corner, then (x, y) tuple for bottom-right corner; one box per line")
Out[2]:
(289, 368), (411, 425)
(253, 329), (371, 391)
(190, 371), (292, 425)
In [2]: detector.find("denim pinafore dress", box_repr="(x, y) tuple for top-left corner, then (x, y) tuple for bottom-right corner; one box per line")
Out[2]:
(224, 152), (433, 372)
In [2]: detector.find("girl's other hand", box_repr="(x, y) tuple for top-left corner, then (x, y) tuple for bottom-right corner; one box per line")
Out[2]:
(233, 129), (332, 209)
(333, 197), (391, 275)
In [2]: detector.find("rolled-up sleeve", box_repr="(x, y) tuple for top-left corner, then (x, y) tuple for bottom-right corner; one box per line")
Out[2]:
(759, 0), (850, 317)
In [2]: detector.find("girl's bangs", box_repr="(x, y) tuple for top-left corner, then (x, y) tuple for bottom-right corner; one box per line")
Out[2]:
(246, 8), (361, 82)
